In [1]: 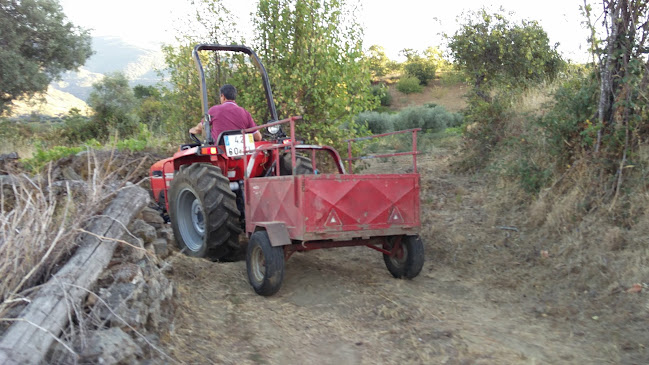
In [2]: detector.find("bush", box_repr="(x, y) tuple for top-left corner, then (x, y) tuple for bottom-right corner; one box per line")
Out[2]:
(59, 108), (97, 144)
(370, 84), (392, 106)
(355, 111), (394, 134)
(404, 59), (436, 85)
(538, 69), (599, 165)
(393, 105), (463, 132)
(396, 76), (423, 94)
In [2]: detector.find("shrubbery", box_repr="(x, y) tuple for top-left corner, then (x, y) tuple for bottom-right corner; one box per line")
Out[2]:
(370, 84), (392, 106)
(394, 105), (463, 132)
(396, 76), (423, 94)
(356, 105), (463, 135)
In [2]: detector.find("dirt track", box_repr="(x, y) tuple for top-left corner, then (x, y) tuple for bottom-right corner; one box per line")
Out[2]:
(161, 145), (620, 364)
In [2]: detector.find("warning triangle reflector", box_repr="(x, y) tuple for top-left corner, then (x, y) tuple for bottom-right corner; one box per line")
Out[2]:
(388, 206), (404, 223)
(325, 209), (342, 226)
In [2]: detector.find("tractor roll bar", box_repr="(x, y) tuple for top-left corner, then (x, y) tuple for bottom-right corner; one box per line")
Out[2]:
(192, 44), (279, 144)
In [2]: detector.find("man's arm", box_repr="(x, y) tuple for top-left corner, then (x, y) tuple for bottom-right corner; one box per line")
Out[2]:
(252, 130), (262, 141)
(189, 121), (203, 135)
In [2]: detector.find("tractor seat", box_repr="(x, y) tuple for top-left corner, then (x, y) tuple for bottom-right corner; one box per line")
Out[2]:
(216, 129), (248, 146)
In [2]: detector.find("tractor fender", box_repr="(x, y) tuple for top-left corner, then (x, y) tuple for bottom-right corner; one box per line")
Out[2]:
(253, 222), (291, 247)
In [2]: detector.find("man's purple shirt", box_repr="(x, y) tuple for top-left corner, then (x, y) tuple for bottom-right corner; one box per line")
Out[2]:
(205, 101), (256, 143)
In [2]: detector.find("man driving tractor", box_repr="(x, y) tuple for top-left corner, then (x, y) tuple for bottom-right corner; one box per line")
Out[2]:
(189, 84), (262, 143)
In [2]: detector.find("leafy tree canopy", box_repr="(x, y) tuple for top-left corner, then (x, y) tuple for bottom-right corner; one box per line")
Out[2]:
(366, 45), (398, 78)
(0, 0), (93, 114)
(238, 0), (378, 147)
(87, 72), (139, 139)
(446, 8), (563, 98)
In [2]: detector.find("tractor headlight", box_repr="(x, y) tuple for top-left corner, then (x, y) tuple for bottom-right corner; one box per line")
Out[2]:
(267, 125), (280, 135)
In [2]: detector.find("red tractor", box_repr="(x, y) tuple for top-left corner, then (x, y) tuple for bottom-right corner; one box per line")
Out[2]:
(150, 44), (424, 296)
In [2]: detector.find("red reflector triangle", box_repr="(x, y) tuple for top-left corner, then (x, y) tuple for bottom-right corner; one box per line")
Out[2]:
(325, 209), (342, 226)
(388, 206), (404, 223)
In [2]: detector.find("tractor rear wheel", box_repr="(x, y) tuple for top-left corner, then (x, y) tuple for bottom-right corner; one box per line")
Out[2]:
(280, 153), (313, 175)
(246, 230), (285, 296)
(168, 163), (242, 261)
(383, 235), (424, 279)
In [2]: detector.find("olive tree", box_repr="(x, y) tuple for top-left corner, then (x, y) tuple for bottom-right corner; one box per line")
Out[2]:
(0, 0), (92, 113)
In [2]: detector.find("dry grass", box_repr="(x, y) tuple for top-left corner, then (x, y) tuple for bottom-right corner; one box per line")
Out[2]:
(0, 150), (148, 320)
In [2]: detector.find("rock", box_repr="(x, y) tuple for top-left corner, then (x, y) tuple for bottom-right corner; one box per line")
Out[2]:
(140, 207), (165, 227)
(152, 238), (169, 259)
(118, 234), (146, 261)
(158, 226), (176, 250)
(78, 327), (143, 365)
(130, 219), (157, 244)
(95, 262), (174, 331)
(97, 282), (147, 328)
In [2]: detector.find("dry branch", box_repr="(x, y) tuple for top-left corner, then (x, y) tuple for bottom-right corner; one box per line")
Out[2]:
(0, 185), (150, 364)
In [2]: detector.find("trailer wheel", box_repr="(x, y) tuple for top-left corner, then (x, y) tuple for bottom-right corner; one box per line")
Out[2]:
(383, 235), (424, 279)
(168, 163), (242, 261)
(246, 231), (285, 296)
(280, 153), (313, 175)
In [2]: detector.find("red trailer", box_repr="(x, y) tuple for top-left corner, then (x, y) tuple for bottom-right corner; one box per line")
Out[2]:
(241, 118), (424, 296)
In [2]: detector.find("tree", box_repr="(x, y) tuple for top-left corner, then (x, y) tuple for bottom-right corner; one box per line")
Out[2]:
(400, 48), (437, 86)
(87, 72), (139, 139)
(447, 9), (563, 100)
(366, 45), (397, 78)
(585, 0), (649, 200)
(158, 0), (235, 140)
(0, 0), (92, 114)
(234, 0), (377, 147)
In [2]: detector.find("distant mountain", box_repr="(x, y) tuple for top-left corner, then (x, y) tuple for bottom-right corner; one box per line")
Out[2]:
(54, 36), (166, 101)
(9, 36), (166, 119)
(9, 86), (90, 118)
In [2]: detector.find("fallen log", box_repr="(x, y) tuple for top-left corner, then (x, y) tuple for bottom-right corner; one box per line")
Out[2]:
(0, 185), (150, 364)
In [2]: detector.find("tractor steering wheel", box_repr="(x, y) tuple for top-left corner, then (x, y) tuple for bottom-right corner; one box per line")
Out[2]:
(189, 133), (201, 144)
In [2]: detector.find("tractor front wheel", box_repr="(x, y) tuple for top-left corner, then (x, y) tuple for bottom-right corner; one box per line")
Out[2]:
(168, 163), (242, 261)
(246, 231), (285, 296)
(383, 235), (424, 279)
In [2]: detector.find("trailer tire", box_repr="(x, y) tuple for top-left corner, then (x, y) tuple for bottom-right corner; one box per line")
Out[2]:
(168, 163), (242, 261)
(246, 231), (285, 296)
(383, 235), (424, 279)
(280, 153), (313, 175)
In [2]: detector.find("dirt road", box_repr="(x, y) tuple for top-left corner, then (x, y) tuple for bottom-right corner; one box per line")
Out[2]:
(161, 146), (621, 364)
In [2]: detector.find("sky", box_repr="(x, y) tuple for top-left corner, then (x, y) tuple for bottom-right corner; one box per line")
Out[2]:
(59, 0), (594, 63)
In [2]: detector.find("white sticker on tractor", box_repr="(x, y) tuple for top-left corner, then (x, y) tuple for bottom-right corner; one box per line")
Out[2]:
(224, 134), (255, 157)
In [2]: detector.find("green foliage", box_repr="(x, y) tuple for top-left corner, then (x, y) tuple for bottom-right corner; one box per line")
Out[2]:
(133, 85), (161, 99)
(0, 0), (93, 114)
(396, 76), (423, 94)
(24, 144), (86, 172)
(355, 111), (394, 134)
(538, 68), (599, 165)
(400, 48), (438, 85)
(447, 8), (563, 97)
(366, 45), (399, 78)
(356, 105), (463, 135)
(87, 72), (140, 140)
(394, 105), (463, 132)
(159, 44), (204, 141)
(370, 84), (392, 107)
(59, 108), (94, 144)
(231, 0), (377, 150)
(509, 159), (552, 194)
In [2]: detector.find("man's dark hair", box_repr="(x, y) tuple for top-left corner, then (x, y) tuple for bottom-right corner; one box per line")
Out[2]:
(220, 84), (237, 101)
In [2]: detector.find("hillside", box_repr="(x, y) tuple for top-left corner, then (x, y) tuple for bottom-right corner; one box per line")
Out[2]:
(6, 36), (165, 119)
